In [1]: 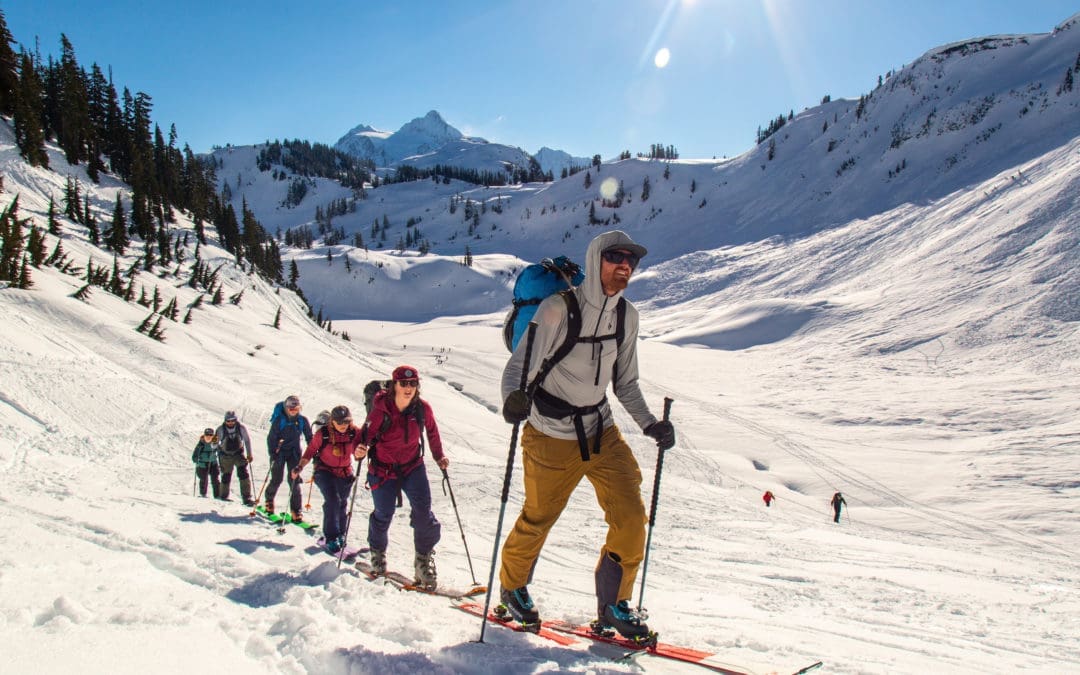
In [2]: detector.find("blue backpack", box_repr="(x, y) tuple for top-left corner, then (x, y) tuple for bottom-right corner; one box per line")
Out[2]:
(502, 256), (585, 352)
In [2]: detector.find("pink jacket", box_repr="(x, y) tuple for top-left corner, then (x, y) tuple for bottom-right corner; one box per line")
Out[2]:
(302, 423), (362, 478)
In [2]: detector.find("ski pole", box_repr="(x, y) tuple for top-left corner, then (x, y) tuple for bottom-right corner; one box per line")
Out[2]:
(636, 397), (673, 613)
(479, 321), (537, 643)
(286, 458), (302, 519)
(305, 475), (315, 510)
(250, 456), (275, 516)
(193, 466), (197, 497)
(338, 457), (365, 570)
(441, 467), (479, 586)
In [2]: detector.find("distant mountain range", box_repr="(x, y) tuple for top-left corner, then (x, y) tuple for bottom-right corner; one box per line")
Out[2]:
(333, 110), (590, 177)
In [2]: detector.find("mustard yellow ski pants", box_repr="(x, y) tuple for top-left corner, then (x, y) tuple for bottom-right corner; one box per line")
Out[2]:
(499, 422), (647, 604)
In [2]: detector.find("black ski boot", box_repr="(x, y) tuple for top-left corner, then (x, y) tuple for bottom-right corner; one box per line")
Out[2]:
(598, 600), (656, 645)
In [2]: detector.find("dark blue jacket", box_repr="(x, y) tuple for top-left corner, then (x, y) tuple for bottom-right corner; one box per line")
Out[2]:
(267, 412), (312, 463)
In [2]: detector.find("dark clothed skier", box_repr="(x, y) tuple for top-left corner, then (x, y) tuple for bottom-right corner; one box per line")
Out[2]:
(265, 395), (312, 520)
(192, 428), (221, 498)
(215, 410), (255, 505)
(831, 492), (846, 523)
(293, 405), (367, 552)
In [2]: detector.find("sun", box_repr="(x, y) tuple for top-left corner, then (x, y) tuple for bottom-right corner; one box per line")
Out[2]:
(654, 47), (671, 69)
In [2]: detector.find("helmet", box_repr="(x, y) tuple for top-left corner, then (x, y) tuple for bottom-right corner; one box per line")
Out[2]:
(331, 405), (351, 423)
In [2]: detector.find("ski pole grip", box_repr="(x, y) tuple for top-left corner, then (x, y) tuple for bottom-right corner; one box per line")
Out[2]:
(662, 397), (673, 423)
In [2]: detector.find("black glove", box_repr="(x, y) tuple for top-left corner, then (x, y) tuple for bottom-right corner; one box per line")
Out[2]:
(502, 390), (531, 424)
(644, 420), (675, 450)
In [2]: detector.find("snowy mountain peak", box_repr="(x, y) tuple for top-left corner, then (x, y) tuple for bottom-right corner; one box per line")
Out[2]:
(333, 110), (532, 174)
(397, 110), (463, 144)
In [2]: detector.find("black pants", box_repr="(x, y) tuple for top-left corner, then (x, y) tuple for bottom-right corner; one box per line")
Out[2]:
(196, 464), (220, 497)
(266, 455), (302, 513)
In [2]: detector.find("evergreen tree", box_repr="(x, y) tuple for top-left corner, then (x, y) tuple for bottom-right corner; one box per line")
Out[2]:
(182, 308), (193, 324)
(107, 193), (128, 254)
(46, 196), (61, 235)
(159, 296), (175, 319)
(288, 259), (299, 289)
(147, 315), (166, 341)
(152, 285), (162, 312)
(13, 53), (49, 168)
(64, 176), (82, 222)
(56, 35), (93, 166)
(17, 254), (32, 289)
(583, 171), (592, 189)
(0, 196), (28, 282)
(72, 283), (92, 301)
(27, 225), (46, 267)
(84, 194), (98, 245)
(45, 238), (65, 267)
(106, 256), (123, 294)
(211, 286), (223, 305)
(641, 175), (650, 201)
(0, 8), (18, 116)
(273, 306), (281, 329)
(135, 312), (154, 333)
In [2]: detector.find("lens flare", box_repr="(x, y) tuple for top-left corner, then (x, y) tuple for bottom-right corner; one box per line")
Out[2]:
(654, 47), (671, 68)
(600, 177), (619, 200)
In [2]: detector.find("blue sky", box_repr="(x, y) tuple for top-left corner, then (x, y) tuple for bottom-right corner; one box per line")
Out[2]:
(5, 1), (1078, 160)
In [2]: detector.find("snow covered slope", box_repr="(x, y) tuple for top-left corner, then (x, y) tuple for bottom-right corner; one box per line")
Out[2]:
(1, 15), (1078, 675)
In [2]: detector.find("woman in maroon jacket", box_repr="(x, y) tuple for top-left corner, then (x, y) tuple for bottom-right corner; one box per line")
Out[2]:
(362, 365), (449, 590)
(292, 405), (366, 553)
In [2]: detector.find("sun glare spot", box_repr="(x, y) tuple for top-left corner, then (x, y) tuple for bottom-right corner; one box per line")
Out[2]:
(654, 47), (671, 69)
(600, 177), (619, 200)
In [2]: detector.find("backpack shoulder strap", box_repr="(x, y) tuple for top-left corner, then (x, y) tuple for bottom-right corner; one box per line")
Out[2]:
(615, 296), (626, 346)
(611, 297), (627, 384)
(527, 290), (582, 397)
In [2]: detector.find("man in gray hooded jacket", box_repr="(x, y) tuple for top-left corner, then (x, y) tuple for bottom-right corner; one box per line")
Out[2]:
(499, 230), (675, 640)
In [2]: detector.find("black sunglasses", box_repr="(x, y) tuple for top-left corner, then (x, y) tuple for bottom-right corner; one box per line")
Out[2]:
(601, 249), (639, 269)
(397, 379), (419, 388)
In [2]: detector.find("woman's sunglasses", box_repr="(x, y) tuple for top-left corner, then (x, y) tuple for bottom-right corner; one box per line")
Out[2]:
(397, 379), (419, 388)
